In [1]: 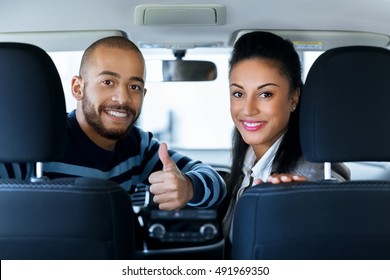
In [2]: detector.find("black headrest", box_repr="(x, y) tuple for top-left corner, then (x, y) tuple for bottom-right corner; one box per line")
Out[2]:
(0, 42), (66, 162)
(300, 46), (390, 162)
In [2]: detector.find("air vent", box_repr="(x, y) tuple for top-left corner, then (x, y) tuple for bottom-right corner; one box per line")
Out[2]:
(134, 4), (226, 25)
(131, 185), (149, 207)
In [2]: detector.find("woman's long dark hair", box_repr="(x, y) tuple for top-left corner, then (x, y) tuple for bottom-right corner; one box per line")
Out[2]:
(226, 31), (304, 198)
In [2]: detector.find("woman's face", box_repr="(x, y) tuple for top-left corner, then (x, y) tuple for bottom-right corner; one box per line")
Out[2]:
(229, 58), (299, 158)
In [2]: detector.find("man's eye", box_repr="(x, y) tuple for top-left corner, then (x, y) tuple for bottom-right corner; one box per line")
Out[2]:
(102, 80), (113, 85)
(130, 84), (143, 91)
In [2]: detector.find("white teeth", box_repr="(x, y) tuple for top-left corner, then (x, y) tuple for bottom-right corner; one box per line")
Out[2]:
(244, 122), (262, 127)
(107, 110), (127, 118)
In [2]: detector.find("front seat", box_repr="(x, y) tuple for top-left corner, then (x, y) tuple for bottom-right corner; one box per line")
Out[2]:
(0, 42), (135, 259)
(231, 46), (390, 260)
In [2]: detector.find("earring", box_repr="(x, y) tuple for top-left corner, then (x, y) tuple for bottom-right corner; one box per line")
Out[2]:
(291, 106), (296, 112)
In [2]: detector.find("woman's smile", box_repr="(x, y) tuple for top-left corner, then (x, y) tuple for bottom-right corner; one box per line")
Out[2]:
(241, 120), (266, 131)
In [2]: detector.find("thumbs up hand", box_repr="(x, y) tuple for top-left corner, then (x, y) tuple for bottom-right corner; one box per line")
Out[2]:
(158, 142), (177, 172)
(148, 143), (194, 211)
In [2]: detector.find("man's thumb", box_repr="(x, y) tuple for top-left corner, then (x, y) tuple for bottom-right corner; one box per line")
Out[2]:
(158, 143), (175, 171)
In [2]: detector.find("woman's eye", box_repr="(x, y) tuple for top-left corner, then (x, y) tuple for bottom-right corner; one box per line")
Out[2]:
(260, 91), (272, 98)
(232, 92), (242, 98)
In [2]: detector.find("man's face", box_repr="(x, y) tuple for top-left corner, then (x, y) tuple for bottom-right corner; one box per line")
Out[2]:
(81, 87), (139, 140)
(75, 47), (146, 141)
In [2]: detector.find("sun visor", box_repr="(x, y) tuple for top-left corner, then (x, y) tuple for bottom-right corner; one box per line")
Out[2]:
(0, 30), (127, 52)
(232, 30), (390, 51)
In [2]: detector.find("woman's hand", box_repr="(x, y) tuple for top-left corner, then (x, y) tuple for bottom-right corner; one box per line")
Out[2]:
(267, 173), (307, 184)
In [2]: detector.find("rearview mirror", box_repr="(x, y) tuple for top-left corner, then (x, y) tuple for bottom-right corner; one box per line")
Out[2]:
(146, 60), (217, 82)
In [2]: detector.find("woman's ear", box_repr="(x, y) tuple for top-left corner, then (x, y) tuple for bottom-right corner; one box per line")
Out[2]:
(71, 75), (83, 101)
(290, 88), (300, 112)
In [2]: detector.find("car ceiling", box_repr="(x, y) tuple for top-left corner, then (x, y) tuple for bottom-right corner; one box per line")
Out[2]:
(1, 0), (390, 51)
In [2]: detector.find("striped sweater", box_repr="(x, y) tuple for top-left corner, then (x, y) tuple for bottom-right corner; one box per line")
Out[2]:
(42, 110), (226, 208)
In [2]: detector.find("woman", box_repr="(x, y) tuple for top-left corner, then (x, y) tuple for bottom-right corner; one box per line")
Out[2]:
(223, 31), (350, 257)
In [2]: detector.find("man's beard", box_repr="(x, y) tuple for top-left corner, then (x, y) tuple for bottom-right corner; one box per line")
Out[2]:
(82, 92), (139, 140)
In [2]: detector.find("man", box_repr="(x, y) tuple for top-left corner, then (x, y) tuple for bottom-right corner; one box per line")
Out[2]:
(42, 36), (226, 210)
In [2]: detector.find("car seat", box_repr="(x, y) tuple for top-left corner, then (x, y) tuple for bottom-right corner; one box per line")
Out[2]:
(231, 46), (390, 259)
(0, 42), (135, 259)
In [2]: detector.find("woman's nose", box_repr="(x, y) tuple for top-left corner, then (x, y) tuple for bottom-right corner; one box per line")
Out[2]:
(243, 98), (259, 115)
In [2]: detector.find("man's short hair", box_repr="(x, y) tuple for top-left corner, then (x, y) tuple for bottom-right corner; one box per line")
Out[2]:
(79, 36), (142, 77)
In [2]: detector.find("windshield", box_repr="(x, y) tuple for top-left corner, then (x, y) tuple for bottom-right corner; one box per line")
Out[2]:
(48, 49), (322, 150)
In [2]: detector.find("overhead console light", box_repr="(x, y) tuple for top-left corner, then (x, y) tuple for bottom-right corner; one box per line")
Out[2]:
(134, 4), (226, 25)
(0, 30), (127, 51)
(232, 30), (390, 50)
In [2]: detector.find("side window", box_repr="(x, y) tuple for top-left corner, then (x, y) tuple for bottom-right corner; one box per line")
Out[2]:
(49, 51), (82, 112)
(302, 51), (323, 81)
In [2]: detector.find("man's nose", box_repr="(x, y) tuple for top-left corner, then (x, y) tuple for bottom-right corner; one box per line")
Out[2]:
(112, 85), (131, 104)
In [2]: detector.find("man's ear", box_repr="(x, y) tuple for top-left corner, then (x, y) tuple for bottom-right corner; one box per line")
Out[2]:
(71, 75), (83, 101)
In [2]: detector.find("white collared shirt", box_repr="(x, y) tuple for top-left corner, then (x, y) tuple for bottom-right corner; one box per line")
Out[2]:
(236, 135), (284, 200)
